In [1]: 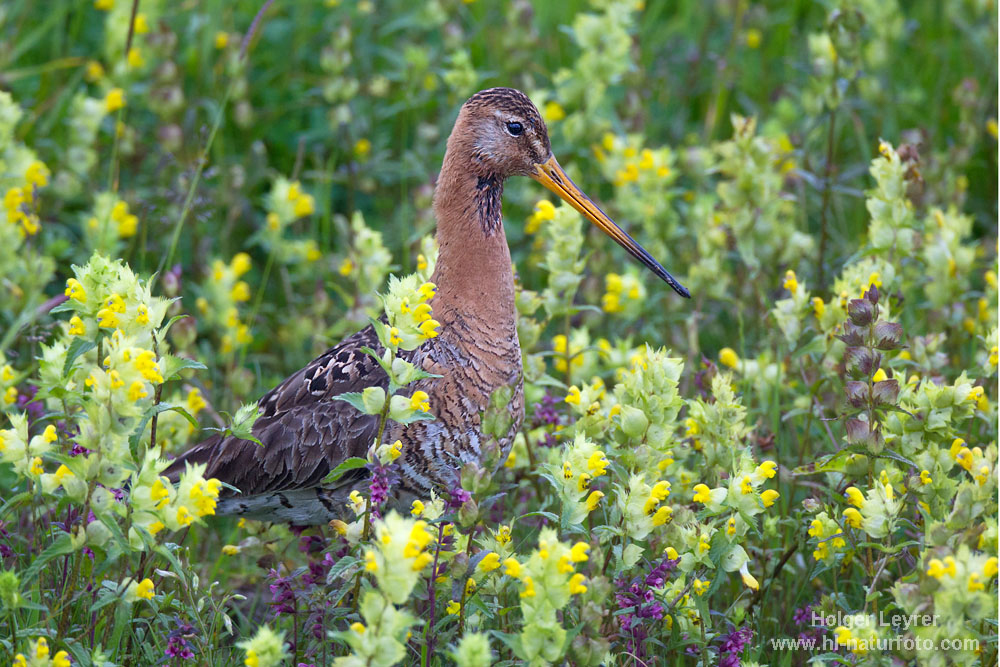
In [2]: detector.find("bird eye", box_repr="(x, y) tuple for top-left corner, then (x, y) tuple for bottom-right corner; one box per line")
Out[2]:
(505, 121), (524, 136)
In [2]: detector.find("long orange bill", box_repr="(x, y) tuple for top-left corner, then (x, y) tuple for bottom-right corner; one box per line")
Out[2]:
(531, 155), (690, 298)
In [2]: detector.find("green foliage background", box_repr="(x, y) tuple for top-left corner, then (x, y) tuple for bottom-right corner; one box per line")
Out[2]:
(0, 0), (997, 666)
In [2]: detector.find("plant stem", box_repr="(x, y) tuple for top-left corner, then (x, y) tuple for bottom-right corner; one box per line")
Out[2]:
(817, 62), (840, 288)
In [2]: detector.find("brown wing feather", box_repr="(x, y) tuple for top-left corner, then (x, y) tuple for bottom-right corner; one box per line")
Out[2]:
(165, 325), (386, 495)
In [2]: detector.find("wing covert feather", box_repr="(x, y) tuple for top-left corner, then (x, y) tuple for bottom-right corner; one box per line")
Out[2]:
(166, 325), (386, 495)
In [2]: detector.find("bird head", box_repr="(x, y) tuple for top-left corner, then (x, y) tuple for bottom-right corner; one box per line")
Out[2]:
(453, 87), (690, 298)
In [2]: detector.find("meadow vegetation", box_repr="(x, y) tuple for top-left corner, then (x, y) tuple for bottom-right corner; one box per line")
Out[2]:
(0, 0), (997, 665)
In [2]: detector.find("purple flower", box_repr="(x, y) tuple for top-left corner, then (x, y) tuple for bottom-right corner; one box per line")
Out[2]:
(614, 556), (678, 658)
(445, 487), (472, 511)
(716, 625), (753, 667)
(268, 568), (297, 616)
(15, 385), (44, 426)
(367, 461), (399, 516)
(69, 443), (92, 457)
(165, 619), (197, 660)
(530, 393), (565, 447)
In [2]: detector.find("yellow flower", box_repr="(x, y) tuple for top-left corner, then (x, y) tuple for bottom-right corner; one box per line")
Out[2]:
(576, 472), (591, 492)
(479, 552), (500, 572)
(983, 557), (998, 578)
(364, 549), (378, 572)
(519, 576), (536, 598)
(811, 297), (825, 319)
(409, 390), (430, 413)
(293, 193), (316, 217)
(740, 476), (753, 494)
(4, 387), (18, 404)
(127, 47), (144, 68)
(349, 622), (365, 635)
(585, 490), (604, 512)
(29, 457), (44, 476)
(151, 479), (170, 508)
(502, 558), (522, 579)
(54, 465), (74, 487)
(756, 460), (777, 479)
(176, 505), (193, 527)
(782, 270), (798, 292)
(739, 562), (759, 590)
(638, 149), (655, 171)
(85, 60), (105, 81)
(410, 499), (424, 517)
(231, 281), (251, 302)
(354, 138), (372, 158)
(845, 486), (865, 507)
(808, 519), (824, 538)
(495, 525), (512, 545)
(446, 600), (461, 615)
(543, 100), (566, 123)
(133, 304), (150, 325)
(94, 0), (113, 9)
(568, 573), (587, 595)
(587, 451), (609, 476)
(105, 293), (126, 313)
(926, 557), (956, 579)
(745, 28), (762, 49)
(504, 449), (516, 468)
(692, 484), (711, 503)
(245, 648), (259, 667)
(105, 87), (126, 113)
(135, 578), (155, 600)
(25, 161), (50, 189)
(650, 480), (671, 501)
(692, 578), (710, 596)
(69, 315), (87, 336)
(417, 318), (441, 340)
(134, 12), (149, 33)
(843, 508), (863, 529)
(215, 31), (229, 49)
(968, 572), (985, 592)
(65, 278), (87, 303)
(919, 470), (932, 485)
(96, 308), (120, 329)
(760, 489), (779, 508)
(53, 651), (71, 667)
(719, 347), (739, 369)
(956, 447), (974, 471)
(35, 638), (50, 659)
(565, 386), (581, 405)
(222, 545), (240, 555)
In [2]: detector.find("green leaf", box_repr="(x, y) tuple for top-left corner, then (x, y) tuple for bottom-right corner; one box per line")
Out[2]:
(128, 403), (199, 450)
(483, 384), (515, 437)
(63, 338), (96, 378)
(22, 532), (77, 584)
(322, 457), (368, 485)
(391, 408), (435, 425)
(333, 392), (367, 413)
(159, 354), (207, 382)
(490, 630), (526, 662)
(157, 312), (189, 339)
(793, 449), (854, 475)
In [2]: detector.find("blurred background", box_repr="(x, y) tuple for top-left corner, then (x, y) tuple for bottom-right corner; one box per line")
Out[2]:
(1, 1), (998, 663)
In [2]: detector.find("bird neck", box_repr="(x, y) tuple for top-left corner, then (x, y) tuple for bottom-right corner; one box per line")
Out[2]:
(430, 151), (516, 333)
